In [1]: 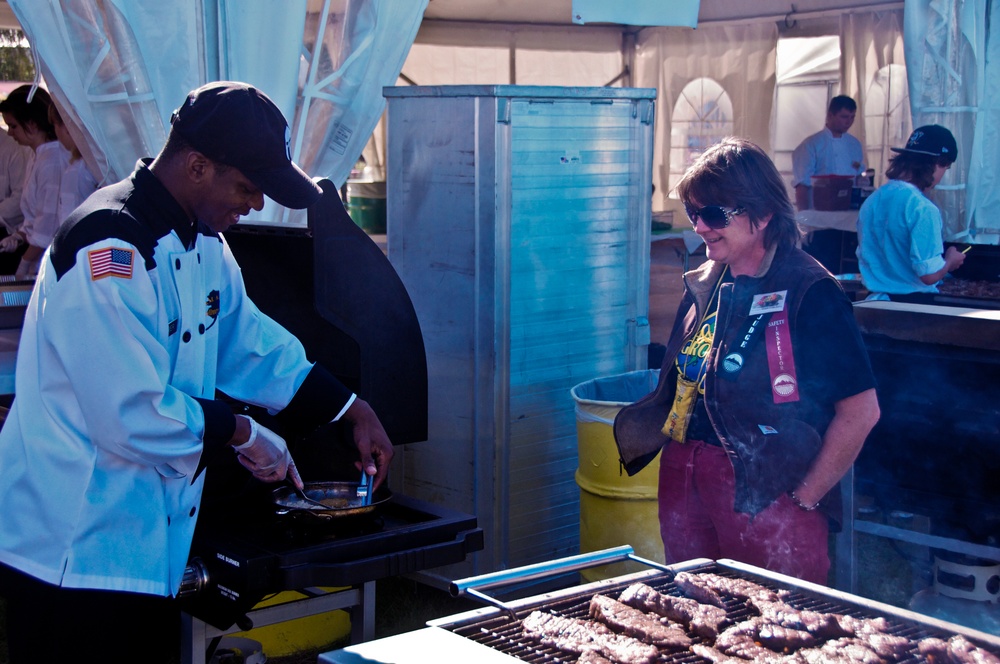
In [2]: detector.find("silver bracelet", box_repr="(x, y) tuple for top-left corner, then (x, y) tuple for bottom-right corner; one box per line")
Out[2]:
(788, 490), (817, 511)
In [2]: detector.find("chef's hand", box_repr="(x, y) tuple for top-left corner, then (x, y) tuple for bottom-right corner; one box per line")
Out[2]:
(343, 397), (394, 491)
(0, 233), (23, 252)
(231, 414), (301, 487)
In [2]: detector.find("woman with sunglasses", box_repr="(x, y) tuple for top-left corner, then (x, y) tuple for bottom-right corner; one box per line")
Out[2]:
(614, 137), (880, 584)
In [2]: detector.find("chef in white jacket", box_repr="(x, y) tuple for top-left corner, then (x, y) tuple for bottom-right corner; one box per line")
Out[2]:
(0, 81), (394, 664)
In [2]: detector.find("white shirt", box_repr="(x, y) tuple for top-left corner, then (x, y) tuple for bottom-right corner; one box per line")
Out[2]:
(57, 157), (98, 224)
(0, 131), (33, 233)
(792, 128), (865, 188)
(20, 140), (72, 249)
(855, 179), (946, 295)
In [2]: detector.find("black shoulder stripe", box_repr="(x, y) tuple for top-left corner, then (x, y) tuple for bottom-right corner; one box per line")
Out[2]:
(51, 184), (161, 281)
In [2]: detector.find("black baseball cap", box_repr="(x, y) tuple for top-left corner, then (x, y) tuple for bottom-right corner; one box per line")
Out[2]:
(891, 124), (958, 162)
(169, 81), (323, 209)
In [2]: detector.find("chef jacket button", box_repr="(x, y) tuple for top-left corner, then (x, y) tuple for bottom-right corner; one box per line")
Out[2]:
(189, 506), (197, 517)
(175, 258), (181, 270)
(198, 324), (205, 334)
(182, 331), (192, 343)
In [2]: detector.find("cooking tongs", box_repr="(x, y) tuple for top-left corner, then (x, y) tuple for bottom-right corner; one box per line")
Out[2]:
(356, 468), (372, 506)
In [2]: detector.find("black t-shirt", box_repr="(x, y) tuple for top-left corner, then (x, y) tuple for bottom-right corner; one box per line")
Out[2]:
(686, 277), (876, 445)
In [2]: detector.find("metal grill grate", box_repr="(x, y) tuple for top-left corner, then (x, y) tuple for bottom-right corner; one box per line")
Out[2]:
(438, 561), (1000, 663)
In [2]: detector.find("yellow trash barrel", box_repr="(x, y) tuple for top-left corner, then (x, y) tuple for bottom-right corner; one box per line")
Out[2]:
(571, 369), (663, 581)
(230, 589), (351, 658)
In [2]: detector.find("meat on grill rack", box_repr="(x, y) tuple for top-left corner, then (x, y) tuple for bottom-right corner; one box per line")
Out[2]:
(748, 598), (853, 640)
(676, 570), (788, 605)
(577, 651), (614, 664)
(521, 610), (659, 664)
(508, 568), (1000, 664)
(919, 634), (1000, 664)
(619, 582), (727, 639)
(588, 595), (693, 650)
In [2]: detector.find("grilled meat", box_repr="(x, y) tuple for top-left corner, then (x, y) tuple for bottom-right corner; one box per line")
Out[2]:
(691, 643), (783, 663)
(919, 635), (1000, 664)
(937, 279), (1000, 301)
(757, 620), (821, 652)
(618, 582), (727, 639)
(852, 631), (911, 661)
(837, 614), (891, 636)
(590, 594), (693, 650)
(717, 617), (818, 655)
(675, 570), (789, 610)
(692, 572), (788, 604)
(521, 610), (659, 664)
(797, 637), (884, 664)
(749, 600), (853, 640)
(577, 651), (615, 664)
(674, 571), (727, 608)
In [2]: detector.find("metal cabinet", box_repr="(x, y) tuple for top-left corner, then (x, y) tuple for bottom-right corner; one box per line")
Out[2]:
(384, 85), (656, 577)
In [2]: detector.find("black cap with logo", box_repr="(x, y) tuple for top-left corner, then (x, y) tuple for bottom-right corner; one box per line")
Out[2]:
(169, 81), (323, 209)
(891, 124), (958, 163)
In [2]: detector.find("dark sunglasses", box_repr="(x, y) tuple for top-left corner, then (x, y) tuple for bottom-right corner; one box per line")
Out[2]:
(684, 204), (747, 230)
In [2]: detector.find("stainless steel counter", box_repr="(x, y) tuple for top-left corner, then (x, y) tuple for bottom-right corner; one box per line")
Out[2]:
(318, 626), (520, 663)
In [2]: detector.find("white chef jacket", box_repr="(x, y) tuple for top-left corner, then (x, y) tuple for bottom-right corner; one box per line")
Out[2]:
(0, 164), (352, 596)
(791, 127), (865, 188)
(20, 140), (71, 249)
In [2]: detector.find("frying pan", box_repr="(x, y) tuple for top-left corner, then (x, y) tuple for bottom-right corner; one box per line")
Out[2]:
(272, 481), (391, 518)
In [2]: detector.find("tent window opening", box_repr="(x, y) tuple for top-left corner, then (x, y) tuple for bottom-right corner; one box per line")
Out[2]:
(667, 77), (733, 198)
(771, 35), (841, 198)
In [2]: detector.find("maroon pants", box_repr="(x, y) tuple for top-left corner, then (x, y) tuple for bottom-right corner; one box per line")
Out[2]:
(658, 439), (830, 585)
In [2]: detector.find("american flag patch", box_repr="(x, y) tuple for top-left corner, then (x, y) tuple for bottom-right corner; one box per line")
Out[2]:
(88, 247), (134, 280)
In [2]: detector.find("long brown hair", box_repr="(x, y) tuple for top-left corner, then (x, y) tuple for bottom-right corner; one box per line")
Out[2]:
(885, 152), (951, 191)
(48, 100), (82, 161)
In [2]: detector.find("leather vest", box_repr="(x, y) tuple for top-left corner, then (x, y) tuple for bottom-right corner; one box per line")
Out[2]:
(614, 245), (842, 518)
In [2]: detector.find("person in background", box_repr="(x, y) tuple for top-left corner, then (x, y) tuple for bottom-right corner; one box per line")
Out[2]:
(792, 95), (865, 210)
(614, 138), (879, 585)
(855, 125), (965, 303)
(0, 128), (33, 275)
(49, 99), (99, 223)
(0, 84), (71, 279)
(0, 81), (394, 664)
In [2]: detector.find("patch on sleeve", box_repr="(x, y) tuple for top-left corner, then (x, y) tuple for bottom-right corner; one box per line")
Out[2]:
(88, 247), (134, 280)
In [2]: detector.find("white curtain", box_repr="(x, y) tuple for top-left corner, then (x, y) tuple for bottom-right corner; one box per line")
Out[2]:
(841, 10), (906, 187)
(903, 0), (989, 241)
(634, 23), (780, 212)
(8, 0), (426, 226)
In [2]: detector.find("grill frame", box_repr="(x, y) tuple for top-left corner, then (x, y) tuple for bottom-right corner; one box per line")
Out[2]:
(430, 558), (1000, 663)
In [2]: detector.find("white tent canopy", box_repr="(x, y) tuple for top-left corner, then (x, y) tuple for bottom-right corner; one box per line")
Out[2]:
(1, 0), (996, 239)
